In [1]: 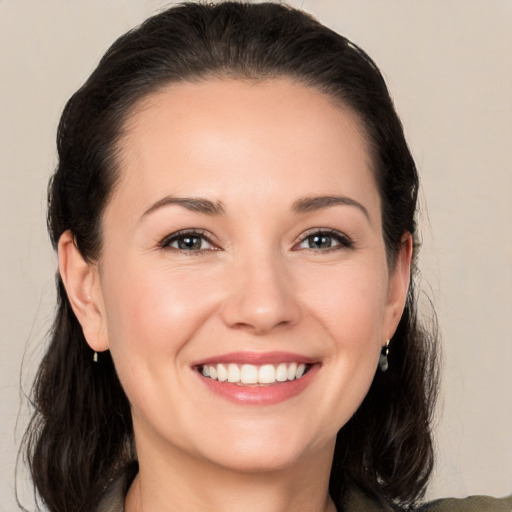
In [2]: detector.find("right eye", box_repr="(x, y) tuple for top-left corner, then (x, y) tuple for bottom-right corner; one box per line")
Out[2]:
(160, 230), (217, 253)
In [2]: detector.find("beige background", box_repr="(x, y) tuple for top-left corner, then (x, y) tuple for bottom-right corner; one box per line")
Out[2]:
(1, 1), (510, 510)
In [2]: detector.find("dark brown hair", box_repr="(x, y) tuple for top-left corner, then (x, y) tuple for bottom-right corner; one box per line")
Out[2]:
(23, 3), (439, 511)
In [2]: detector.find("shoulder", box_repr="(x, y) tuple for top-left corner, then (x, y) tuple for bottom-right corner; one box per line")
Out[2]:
(345, 487), (512, 512)
(418, 494), (512, 512)
(96, 478), (512, 512)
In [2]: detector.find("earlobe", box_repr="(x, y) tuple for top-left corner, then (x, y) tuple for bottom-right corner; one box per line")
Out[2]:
(384, 233), (413, 341)
(58, 230), (109, 352)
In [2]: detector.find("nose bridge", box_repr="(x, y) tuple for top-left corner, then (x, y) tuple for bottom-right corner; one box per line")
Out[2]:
(221, 246), (299, 334)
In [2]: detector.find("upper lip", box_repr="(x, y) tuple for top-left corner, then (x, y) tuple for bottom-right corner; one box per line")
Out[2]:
(191, 351), (318, 367)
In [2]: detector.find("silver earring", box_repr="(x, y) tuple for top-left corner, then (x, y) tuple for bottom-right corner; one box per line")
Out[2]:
(93, 352), (98, 363)
(379, 340), (390, 372)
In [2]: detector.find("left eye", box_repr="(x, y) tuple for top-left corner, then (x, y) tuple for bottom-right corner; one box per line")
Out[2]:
(161, 232), (215, 252)
(296, 231), (351, 250)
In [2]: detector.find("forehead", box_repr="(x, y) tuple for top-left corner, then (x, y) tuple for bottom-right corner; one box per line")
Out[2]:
(110, 78), (379, 218)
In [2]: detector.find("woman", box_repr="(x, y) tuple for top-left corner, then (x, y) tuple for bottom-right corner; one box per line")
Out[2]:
(22, 2), (510, 512)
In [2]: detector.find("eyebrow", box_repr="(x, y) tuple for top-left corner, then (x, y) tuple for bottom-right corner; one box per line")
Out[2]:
(292, 195), (370, 220)
(141, 196), (226, 219)
(141, 194), (369, 220)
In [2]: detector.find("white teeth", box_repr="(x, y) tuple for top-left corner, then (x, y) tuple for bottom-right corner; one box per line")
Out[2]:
(200, 362), (310, 385)
(287, 362), (297, 380)
(240, 364), (258, 384)
(275, 363), (288, 382)
(258, 364), (276, 384)
(227, 363), (240, 383)
(217, 364), (228, 382)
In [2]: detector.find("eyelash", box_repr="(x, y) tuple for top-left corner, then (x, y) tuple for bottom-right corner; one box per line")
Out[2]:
(293, 228), (354, 253)
(159, 229), (218, 255)
(159, 228), (354, 254)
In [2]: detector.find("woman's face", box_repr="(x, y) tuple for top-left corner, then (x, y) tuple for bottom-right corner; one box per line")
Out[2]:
(83, 78), (410, 472)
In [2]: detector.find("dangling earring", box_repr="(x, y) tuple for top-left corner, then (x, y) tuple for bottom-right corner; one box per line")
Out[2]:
(379, 340), (390, 372)
(93, 352), (98, 363)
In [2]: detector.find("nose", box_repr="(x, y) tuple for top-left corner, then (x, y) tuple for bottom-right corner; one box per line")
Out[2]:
(220, 252), (301, 335)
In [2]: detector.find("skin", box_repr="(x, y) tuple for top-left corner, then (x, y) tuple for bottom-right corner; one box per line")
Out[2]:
(59, 78), (412, 512)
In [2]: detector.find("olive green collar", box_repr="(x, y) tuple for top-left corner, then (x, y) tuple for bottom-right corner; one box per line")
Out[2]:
(97, 470), (511, 512)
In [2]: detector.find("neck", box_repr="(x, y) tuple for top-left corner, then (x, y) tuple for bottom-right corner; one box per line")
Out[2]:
(125, 426), (337, 512)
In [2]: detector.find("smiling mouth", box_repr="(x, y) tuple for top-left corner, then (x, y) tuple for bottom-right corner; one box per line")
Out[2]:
(197, 362), (312, 386)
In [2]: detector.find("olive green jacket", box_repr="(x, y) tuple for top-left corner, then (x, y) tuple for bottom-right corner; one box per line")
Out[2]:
(98, 477), (512, 512)
(343, 487), (512, 512)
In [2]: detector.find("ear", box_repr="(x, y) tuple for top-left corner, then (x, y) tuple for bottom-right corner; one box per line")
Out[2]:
(383, 232), (413, 344)
(58, 230), (109, 352)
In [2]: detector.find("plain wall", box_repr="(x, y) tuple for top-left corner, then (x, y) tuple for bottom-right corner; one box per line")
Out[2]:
(1, 1), (510, 510)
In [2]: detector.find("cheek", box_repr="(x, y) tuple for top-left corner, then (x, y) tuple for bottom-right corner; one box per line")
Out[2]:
(301, 261), (389, 345)
(106, 269), (212, 340)
(98, 263), (226, 434)
(305, 264), (388, 416)
(100, 261), (223, 379)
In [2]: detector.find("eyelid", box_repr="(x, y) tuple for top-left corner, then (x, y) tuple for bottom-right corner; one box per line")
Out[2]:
(159, 229), (220, 252)
(293, 228), (354, 251)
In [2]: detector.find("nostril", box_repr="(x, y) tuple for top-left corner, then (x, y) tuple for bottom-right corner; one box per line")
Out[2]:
(229, 318), (293, 335)
(220, 294), (300, 334)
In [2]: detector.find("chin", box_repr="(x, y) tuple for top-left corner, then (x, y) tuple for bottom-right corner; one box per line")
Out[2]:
(190, 420), (335, 475)
(204, 444), (314, 475)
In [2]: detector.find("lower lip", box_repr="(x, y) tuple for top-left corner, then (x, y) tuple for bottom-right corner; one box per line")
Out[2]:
(197, 365), (319, 405)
